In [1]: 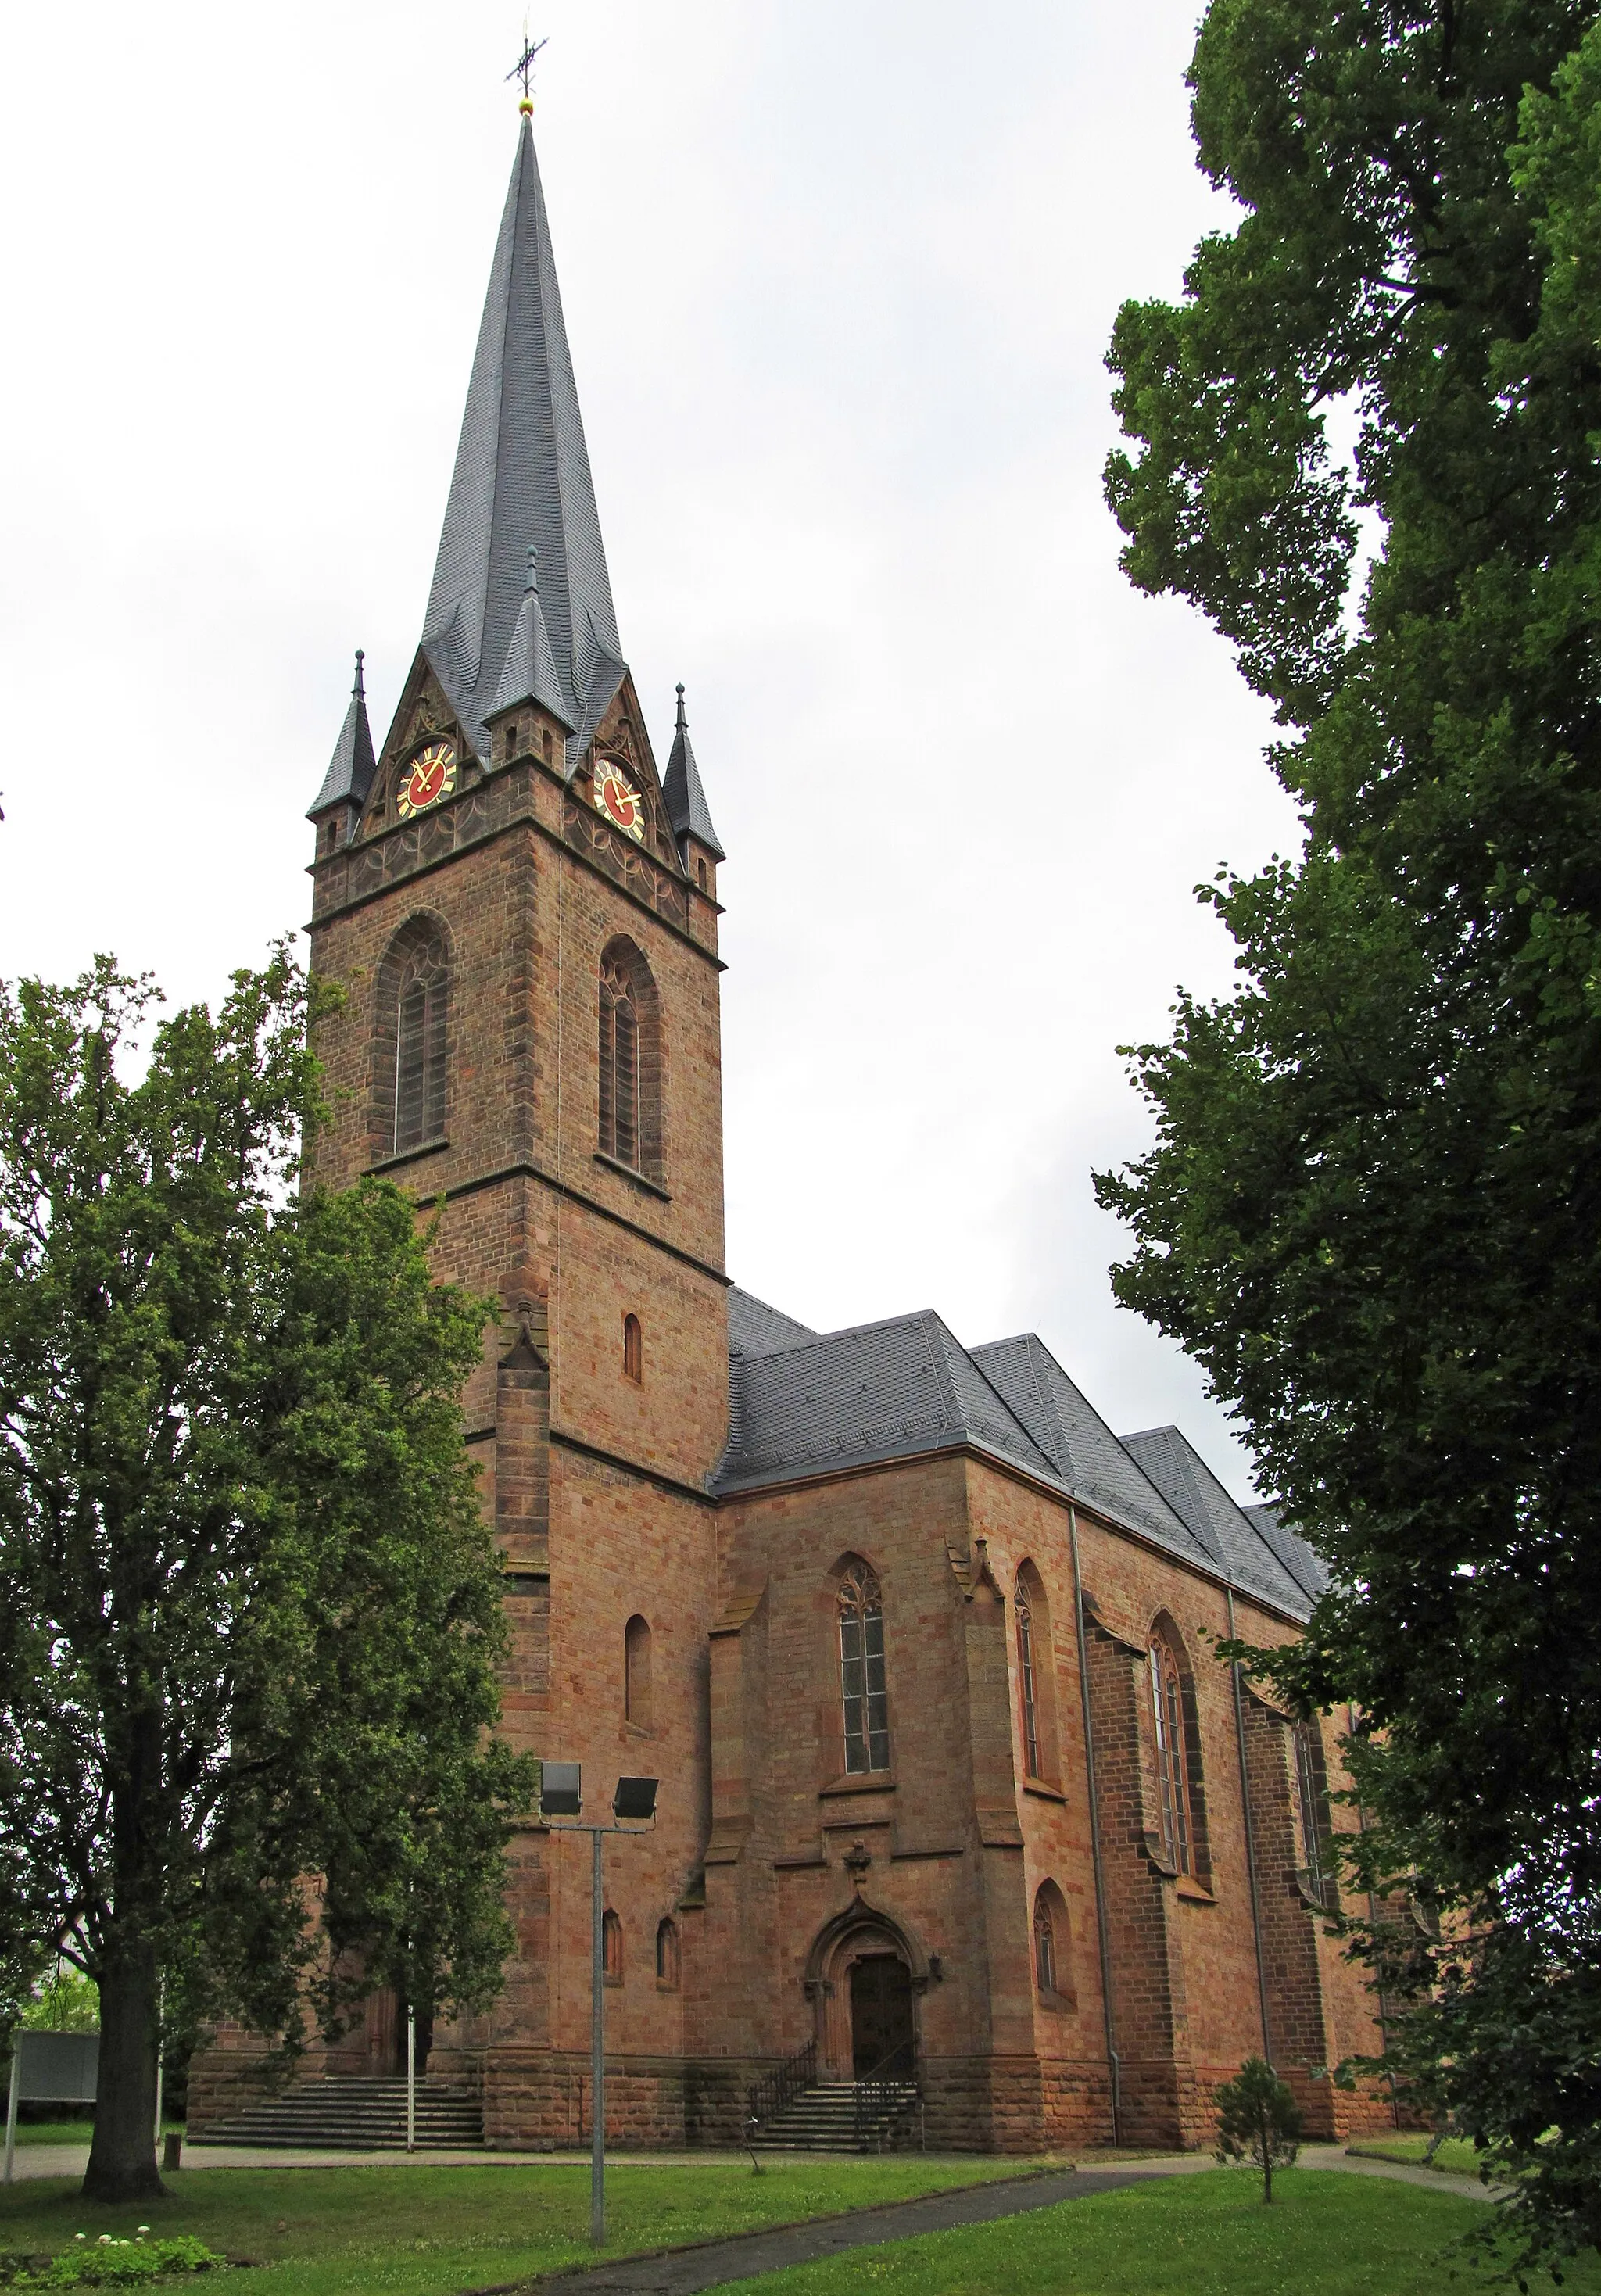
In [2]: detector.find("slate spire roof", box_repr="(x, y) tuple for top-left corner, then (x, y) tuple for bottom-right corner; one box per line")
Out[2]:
(422, 115), (625, 767)
(663, 684), (725, 861)
(308, 649), (378, 818)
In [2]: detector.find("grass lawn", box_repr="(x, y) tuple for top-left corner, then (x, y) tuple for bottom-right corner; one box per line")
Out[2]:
(712, 2169), (1601, 2296)
(1348, 2132), (1490, 2177)
(0, 2157), (1015, 2294)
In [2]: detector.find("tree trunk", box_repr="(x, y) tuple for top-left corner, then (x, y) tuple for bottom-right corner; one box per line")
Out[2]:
(83, 1929), (163, 2202)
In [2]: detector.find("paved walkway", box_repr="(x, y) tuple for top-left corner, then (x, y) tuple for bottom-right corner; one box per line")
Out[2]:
(485, 2167), (1152, 2295)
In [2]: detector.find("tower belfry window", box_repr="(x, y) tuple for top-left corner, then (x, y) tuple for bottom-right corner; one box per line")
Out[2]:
(376, 919), (450, 1161)
(596, 938), (662, 1181)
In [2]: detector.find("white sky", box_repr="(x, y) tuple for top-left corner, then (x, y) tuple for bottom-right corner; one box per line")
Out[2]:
(0, 2), (1300, 1499)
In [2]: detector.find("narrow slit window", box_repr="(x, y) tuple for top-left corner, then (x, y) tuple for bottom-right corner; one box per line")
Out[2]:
(1033, 1889), (1057, 1995)
(838, 1562), (890, 1775)
(622, 1313), (643, 1384)
(602, 1909), (622, 1981)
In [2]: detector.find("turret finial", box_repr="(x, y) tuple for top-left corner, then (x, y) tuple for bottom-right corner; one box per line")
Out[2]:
(675, 681), (687, 733)
(507, 30), (546, 115)
(353, 647), (366, 697)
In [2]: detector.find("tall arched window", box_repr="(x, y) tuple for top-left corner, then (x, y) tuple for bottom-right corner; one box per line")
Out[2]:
(598, 937), (663, 1180)
(602, 1909), (623, 1983)
(1016, 1576), (1041, 1778)
(837, 1560), (890, 1775)
(374, 917), (450, 1158)
(1293, 1720), (1333, 1904)
(625, 1614), (653, 1730)
(656, 1917), (680, 1989)
(1148, 1631), (1194, 1875)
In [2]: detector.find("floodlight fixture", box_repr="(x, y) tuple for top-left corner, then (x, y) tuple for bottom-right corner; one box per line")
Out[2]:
(612, 1775), (658, 1822)
(540, 1761), (582, 1818)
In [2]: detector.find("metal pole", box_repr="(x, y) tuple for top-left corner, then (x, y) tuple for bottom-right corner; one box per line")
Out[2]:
(4, 2043), (19, 2186)
(407, 2011), (416, 2153)
(590, 1827), (605, 2245)
(153, 1977), (164, 2153)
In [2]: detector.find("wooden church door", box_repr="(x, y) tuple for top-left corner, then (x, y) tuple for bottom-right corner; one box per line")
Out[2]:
(849, 1954), (914, 2077)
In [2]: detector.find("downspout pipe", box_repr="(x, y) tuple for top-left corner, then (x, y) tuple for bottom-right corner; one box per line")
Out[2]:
(1068, 1503), (1122, 2145)
(1227, 1585), (1273, 2068)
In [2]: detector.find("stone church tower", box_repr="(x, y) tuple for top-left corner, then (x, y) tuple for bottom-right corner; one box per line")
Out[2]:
(190, 103), (1394, 2157)
(296, 111), (729, 2137)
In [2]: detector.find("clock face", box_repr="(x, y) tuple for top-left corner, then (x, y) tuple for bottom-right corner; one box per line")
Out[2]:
(398, 740), (457, 818)
(593, 758), (646, 844)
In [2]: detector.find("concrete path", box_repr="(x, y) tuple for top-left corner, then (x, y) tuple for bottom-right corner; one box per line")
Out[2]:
(482, 2167), (1153, 2296)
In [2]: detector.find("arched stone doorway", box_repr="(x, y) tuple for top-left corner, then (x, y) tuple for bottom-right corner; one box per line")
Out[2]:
(804, 1901), (927, 2083)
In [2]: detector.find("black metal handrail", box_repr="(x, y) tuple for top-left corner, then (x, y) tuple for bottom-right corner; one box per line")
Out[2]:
(852, 2040), (921, 2151)
(746, 2036), (818, 2133)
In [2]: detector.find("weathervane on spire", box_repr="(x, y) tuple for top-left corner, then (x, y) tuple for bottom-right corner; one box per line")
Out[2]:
(507, 28), (546, 114)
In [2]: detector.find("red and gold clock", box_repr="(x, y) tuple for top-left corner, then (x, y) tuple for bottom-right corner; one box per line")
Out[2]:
(397, 740), (457, 818)
(593, 758), (646, 844)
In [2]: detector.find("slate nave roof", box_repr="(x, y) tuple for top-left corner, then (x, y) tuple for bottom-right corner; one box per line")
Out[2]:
(718, 1287), (1324, 1623)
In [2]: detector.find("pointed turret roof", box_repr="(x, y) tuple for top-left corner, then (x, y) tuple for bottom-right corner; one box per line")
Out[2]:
(423, 116), (624, 766)
(308, 650), (377, 817)
(490, 546), (576, 730)
(663, 684), (725, 860)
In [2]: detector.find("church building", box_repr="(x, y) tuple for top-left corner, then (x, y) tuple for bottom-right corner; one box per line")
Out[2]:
(192, 106), (1388, 2155)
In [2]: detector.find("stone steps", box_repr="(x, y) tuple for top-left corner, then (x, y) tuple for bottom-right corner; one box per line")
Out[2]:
(752, 2079), (922, 2153)
(199, 2076), (482, 2151)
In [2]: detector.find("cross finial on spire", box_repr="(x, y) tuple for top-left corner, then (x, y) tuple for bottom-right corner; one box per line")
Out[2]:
(353, 647), (366, 697)
(507, 29), (546, 114)
(675, 681), (687, 733)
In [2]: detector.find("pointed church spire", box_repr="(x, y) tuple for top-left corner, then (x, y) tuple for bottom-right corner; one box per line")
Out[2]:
(490, 545), (575, 730)
(308, 648), (378, 818)
(423, 115), (625, 768)
(663, 682), (725, 861)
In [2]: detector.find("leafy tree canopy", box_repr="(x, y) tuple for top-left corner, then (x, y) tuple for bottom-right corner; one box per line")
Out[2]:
(0, 952), (534, 2201)
(1099, 0), (1601, 2269)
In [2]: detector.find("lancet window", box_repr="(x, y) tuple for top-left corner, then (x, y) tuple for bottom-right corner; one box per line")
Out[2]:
(838, 1560), (890, 1775)
(1148, 1631), (1194, 1875)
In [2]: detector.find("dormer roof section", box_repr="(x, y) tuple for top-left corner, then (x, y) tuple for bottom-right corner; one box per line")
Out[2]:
(422, 116), (622, 768)
(663, 684), (725, 861)
(307, 650), (378, 818)
(490, 549), (576, 731)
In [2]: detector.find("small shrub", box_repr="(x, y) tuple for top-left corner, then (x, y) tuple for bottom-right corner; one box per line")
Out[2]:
(1214, 2056), (1304, 2203)
(1, 2232), (224, 2286)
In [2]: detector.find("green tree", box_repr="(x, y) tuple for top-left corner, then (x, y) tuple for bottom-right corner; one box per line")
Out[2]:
(0, 953), (534, 2204)
(1098, 0), (1601, 2272)
(1215, 2057), (1303, 2202)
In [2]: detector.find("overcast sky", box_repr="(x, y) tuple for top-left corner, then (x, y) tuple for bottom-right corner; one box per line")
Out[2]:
(0, 2), (1299, 1499)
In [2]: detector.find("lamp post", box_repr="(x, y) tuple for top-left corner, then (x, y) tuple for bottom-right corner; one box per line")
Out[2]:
(539, 1764), (658, 2247)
